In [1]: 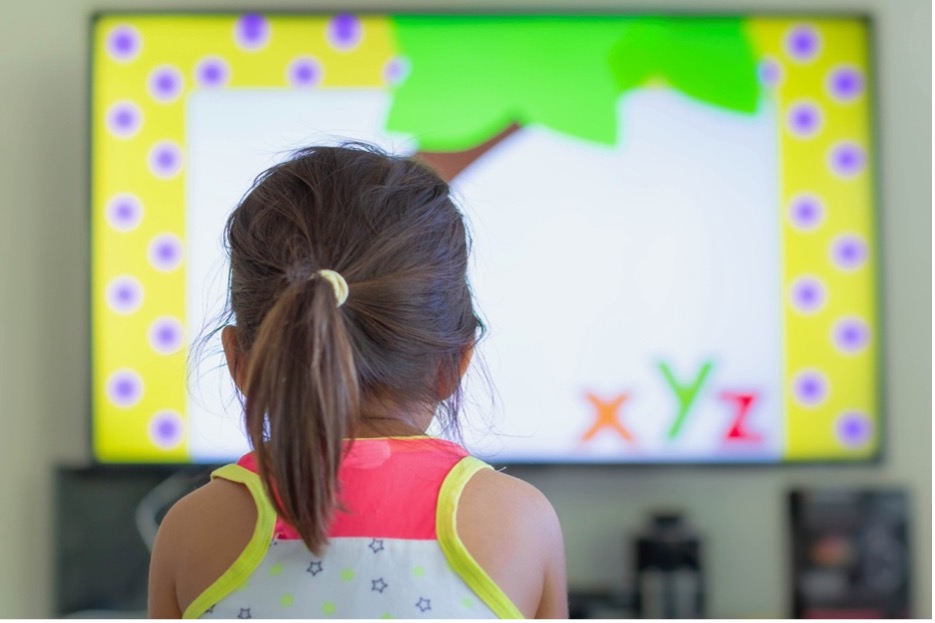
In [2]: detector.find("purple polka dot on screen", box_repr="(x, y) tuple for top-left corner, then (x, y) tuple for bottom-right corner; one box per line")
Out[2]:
(833, 317), (871, 353)
(107, 276), (143, 314)
(829, 142), (866, 177)
(837, 412), (873, 447)
(828, 66), (864, 102)
(790, 276), (825, 313)
(288, 57), (322, 87)
(149, 317), (184, 355)
(150, 411), (184, 448)
(107, 25), (141, 61)
(832, 234), (868, 270)
(786, 24), (821, 62)
(327, 13), (362, 50)
(148, 233), (183, 271)
(106, 101), (142, 138)
(789, 194), (824, 230)
(149, 142), (183, 178)
(788, 101), (822, 138)
(107, 369), (144, 408)
(149, 66), (183, 102)
(196, 57), (230, 88)
(757, 57), (782, 88)
(235, 13), (270, 50)
(383, 57), (410, 86)
(794, 370), (828, 406)
(106, 194), (142, 231)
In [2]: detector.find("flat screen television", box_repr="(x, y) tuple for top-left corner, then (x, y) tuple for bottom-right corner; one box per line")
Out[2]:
(91, 12), (880, 464)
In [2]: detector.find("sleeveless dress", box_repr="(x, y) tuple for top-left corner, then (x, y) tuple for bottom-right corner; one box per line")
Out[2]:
(182, 436), (524, 619)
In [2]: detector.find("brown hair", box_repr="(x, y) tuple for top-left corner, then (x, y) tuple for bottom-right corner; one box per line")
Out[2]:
(223, 144), (482, 554)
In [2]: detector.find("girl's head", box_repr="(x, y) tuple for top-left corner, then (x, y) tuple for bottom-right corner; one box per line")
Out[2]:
(220, 144), (482, 554)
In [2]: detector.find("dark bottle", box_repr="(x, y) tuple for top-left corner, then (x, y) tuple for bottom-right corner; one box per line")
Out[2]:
(633, 512), (704, 619)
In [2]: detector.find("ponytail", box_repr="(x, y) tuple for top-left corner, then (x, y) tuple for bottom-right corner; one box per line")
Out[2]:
(243, 274), (359, 555)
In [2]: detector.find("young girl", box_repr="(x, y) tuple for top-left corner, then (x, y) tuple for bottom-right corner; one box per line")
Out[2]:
(148, 145), (567, 618)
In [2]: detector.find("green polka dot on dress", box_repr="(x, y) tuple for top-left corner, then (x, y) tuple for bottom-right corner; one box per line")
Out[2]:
(280, 593), (294, 607)
(322, 601), (336, 615)
(270, 562), (284, 576)
(340, 567), (356, 582)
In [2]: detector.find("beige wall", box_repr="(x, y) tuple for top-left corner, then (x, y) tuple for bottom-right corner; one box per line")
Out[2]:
(0, 0), (929, 617)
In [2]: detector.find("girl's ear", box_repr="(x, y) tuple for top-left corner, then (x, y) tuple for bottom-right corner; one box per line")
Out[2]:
(436, 344), (474, 400)
(459, 343), (474, 379)
(221, 325), (248, 394)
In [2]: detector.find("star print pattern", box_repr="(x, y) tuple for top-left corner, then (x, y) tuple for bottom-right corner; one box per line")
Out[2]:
(198, 537), (500, 618)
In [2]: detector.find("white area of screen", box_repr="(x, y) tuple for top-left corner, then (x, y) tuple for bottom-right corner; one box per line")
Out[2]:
(186, 88), (781, 464)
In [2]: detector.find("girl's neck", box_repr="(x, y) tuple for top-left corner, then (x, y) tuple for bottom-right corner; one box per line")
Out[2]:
(351, 415), (429, 439)
(351, 398), (435, 439)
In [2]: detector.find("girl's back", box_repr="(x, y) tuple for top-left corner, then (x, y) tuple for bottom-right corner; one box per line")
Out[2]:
(151, 437), (566, 618)
(146, 145), (567, 618)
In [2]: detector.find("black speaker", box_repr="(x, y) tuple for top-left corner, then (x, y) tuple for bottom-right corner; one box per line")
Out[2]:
(53, 464), (215, 617)
(789, 488), (912, 619)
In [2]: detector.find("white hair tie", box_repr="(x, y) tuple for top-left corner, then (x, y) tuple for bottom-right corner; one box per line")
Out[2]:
(311, 269), (349, 307)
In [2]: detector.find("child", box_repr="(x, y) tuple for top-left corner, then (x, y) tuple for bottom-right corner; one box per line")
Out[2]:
(148, 144), (567, 618)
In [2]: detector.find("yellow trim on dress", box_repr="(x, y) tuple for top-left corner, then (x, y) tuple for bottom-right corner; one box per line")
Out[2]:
(436, 457), (525, 619)
(182, 464), (277, 619)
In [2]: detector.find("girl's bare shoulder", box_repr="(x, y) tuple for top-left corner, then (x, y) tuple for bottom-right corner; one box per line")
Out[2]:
(456, 467), (568, 618)
(160, 476), (257, 559)
(149, 477), (256, 616)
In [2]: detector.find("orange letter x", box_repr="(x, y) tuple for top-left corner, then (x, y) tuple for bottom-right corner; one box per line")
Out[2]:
(581, 393), (634, 442)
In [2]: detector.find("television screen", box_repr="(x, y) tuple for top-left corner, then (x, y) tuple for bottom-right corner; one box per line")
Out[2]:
(91, 13), (879, 464)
